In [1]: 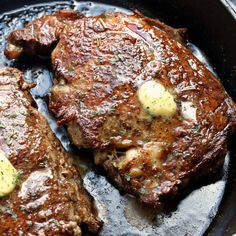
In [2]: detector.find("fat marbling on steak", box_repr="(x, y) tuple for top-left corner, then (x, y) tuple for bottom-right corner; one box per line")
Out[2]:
(0, 68), (101, 235)
(5, 10), (236, 207)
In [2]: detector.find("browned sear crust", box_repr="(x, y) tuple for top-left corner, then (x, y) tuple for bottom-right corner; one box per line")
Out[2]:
(5, 10), (236, 207)
(0, 68), (101, 235)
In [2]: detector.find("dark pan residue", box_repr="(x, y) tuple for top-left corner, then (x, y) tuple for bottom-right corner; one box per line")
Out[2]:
(0, 1), (230, 235)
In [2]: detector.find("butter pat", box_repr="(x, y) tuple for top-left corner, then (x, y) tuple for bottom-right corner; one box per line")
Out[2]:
(0, 150), (18, 197)
(138, 80), (177, 117)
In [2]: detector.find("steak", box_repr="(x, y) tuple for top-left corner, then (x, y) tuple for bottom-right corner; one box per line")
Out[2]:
(0, 68), (101, 235)
(5, 10), (236, 207)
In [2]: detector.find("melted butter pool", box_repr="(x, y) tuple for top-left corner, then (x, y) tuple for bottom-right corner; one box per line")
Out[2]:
(0, 2), (228, 235)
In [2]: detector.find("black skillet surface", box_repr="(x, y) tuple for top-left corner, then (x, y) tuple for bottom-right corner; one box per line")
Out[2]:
(0, 1), (236, 235)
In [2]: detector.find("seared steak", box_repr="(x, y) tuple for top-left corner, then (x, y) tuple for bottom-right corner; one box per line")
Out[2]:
(5, 11), (236, 207)
(0, 68), (101, 235)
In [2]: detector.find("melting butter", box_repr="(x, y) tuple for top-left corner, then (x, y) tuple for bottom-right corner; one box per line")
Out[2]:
(138, 80), (177, 117)
(0, 150), (18, 197)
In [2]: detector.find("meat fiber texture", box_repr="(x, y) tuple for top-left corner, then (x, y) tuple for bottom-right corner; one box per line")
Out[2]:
(0, 68), (101, 235)
(5, 10), (236, 207)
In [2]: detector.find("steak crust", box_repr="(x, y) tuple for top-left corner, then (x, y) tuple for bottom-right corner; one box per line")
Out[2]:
(5, 11), (236, 207)
(0, 68), (101, 235)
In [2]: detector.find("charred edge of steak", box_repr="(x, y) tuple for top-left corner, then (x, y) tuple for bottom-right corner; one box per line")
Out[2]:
(98, 130), (231, 209)
(4, 10), (84, 59)
(4, 9), (186, 60)
(134, 10), (187, 45)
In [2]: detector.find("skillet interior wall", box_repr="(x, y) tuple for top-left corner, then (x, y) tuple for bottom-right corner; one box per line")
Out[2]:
(1, 0), (236, 235)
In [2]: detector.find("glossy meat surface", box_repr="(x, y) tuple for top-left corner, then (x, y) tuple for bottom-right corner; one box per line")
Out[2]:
(0, 68), (101, 235)
(5, 11), (236, 207)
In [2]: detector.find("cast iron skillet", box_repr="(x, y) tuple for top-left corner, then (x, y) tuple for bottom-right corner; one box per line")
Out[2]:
(0, 0), (236, 235)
